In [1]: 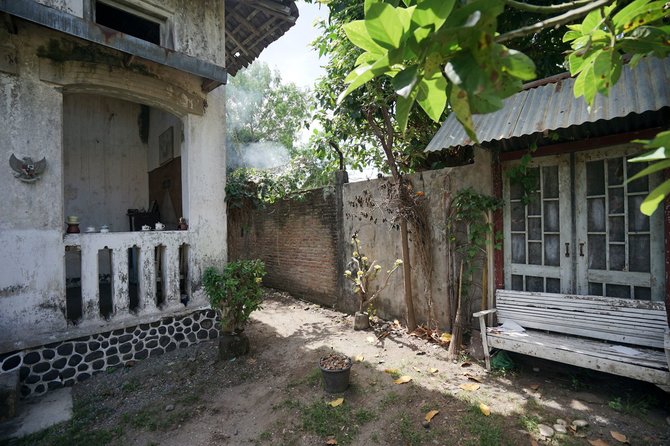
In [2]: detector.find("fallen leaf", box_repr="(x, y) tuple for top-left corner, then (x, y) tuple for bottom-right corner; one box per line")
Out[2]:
(354, 355), (364, 363)
(329, 398), (344, 407)
(425, 410), (439, 422)
(479, 403), (491, 416)
(588, 440), (610, 446)
(394, 375), (413, 384)
(440, 333), (452, 343)
(461, 362), (472, 367)
(529, 384), (540, 391)
(326, 438), (337, 445)
(428, 368), (438, 374)
(413, 367), (422, 373)
(384, 368), (400, 375)
(459, 383), (480, 391)
(366, 336), (376, 343)
(610, 431), (628, 444)
(466, 374), (483, 383)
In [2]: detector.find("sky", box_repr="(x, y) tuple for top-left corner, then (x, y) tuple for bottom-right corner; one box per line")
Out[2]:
(256, 1), (328, 89)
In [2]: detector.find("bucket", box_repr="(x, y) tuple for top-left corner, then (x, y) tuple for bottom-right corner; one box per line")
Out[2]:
(319, 355), (352, 393)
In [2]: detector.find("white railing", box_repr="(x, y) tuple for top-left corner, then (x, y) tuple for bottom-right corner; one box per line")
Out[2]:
(64, 231), (190, 325)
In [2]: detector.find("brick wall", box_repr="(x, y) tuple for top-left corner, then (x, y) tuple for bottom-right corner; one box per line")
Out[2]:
(228, 188), (341, 307)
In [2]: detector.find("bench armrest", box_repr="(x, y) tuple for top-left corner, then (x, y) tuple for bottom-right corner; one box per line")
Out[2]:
(473, 309), (497, 318)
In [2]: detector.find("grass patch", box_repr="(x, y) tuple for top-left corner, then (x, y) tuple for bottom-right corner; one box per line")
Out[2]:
(397, 415), (432, 446)
(121, 379), (140, 394)
(300, 400), (375, 445)
(460, 404), (513, 446)
(120, 404), (193, 432)
(608, 394), (655, 415)
(519, 414), (541, 434)
(380, 391), (400, 409)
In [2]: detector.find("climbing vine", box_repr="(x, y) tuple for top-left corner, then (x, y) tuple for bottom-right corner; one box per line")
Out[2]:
(504, 145), (538, 205)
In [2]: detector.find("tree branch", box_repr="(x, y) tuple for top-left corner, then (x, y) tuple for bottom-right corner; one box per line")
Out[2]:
(505, 0), (594, 14)
(497, 0), (613, 43)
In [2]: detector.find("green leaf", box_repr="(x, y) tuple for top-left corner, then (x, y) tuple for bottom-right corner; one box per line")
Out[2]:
(413, 0), (456, 32)
(592, 50), (621, 92)
(396, 86), (418, 133)
(365, 2), (410, 49)
(392, 65), (419, 99)
(613, 0), (668, 35)
(562, 30), (582, 43)
(639, 179), (670, 216)
(355, 51), (380, 66)
(338, 54), (391, 103)
(343, 20), (385, 54)
(416, 72), (447, 122)
(449, 83), (477, 143)
(501, 49), (536, 81)
(628, 160), (670, 182)
(630, 146), (670, 162)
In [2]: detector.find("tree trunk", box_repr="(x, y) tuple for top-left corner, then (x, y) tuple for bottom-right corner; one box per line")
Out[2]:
(448, 261), (464, 360)
(400, 218), (417, 331)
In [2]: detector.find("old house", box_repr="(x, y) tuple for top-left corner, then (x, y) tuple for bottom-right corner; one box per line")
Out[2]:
(0, 0), (298, 401)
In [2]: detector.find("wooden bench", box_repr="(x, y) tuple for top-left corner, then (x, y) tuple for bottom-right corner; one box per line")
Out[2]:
(474, 290), (670, 391)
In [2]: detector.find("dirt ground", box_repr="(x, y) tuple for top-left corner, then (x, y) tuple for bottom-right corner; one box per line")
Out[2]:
(5, 290), (670, 446)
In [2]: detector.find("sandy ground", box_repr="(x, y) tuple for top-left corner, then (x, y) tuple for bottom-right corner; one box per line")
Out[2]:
(6, 289), (670, 446)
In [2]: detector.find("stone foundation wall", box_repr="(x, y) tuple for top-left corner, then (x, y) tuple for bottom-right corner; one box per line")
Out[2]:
(0, 309), (218, 398)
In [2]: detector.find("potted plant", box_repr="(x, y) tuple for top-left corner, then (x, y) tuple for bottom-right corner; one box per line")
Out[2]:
(319, 352), (352, 393)
(344, 233), (402, 330)
(203, 259), (266, 359)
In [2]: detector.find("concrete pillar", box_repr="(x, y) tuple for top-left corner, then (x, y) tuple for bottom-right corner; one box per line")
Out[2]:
(183, 87), (227, 304)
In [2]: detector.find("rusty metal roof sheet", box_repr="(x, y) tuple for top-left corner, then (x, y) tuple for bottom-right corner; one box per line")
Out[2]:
(425, 57), (670, 152)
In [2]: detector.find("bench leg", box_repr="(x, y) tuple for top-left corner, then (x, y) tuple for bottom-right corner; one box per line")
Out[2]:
(478, 316), (491, 371)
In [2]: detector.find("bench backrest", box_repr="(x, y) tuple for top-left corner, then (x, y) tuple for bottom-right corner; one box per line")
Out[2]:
(495, 290), (668, 349)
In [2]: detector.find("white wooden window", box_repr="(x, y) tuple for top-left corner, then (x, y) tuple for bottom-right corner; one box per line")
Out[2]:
(502, 145), (665, 301)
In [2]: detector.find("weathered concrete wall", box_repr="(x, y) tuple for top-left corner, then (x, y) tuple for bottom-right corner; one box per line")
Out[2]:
(342, 149), (493, 327)
(228, 187), (341, 307)
(36, 0), (226, 66)
(63, 94), (150, 232)
(227, 150), (494, 327)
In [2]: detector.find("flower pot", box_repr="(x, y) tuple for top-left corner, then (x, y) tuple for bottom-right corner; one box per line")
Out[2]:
(218, 331), (249, 360)
(353, 311), (370, 330)
(319, 354), (352, 393)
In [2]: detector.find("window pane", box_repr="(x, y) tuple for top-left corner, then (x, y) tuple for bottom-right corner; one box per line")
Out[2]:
(544, 235), (560, 267)
(588, 235), (606, 269)
(528, 217), (541, 241)
(607, 157), (624, 186)
(546, 278), (560, 293)
(608, 216), (624, 242)
(511, 201), (525, 231)
(606, 284), (630, 299)
(586, 160), (605, 196)
(634, 287), (651, 300)
(629, 234), (650, 272)
(529, 167), (540, 191)
(588, 198), (606, 232)
(589, 282), (603, 296)
(609, 244), (625, 271)
(528, 242), (542, 265)
(543, 201), (559, 232)
(628, 196), (649, 232)
(608, 187), (624, 214)
(627, 160), (649, 193)
(511, 275), (523, 291)
(528, 192), (541, 216)
(543, 166), (559, 199)
(526, 276), (543, 292)
(512, 234), (526, 264)
(510, 180), (523, 200)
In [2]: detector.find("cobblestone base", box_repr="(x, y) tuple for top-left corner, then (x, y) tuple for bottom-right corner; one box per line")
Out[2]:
(0, 309), (219, 397)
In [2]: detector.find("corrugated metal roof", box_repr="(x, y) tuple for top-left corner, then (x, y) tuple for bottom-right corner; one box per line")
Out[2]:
(425, 57), (670, 152)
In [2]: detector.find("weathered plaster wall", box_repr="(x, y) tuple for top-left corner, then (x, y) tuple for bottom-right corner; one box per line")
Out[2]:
(342, 149), (493, 327)
(148, 108), (182, 172)
(36, 0), (226, 66)
(63, 94), (149, 232)
(0, 24), (67, 345)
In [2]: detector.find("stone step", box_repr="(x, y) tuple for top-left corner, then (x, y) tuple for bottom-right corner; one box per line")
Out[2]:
(0, 370), (20, 422)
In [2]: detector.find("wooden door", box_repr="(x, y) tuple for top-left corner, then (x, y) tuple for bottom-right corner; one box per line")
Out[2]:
(575, 146), (665, 300)
(503, 155), (573, 293)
